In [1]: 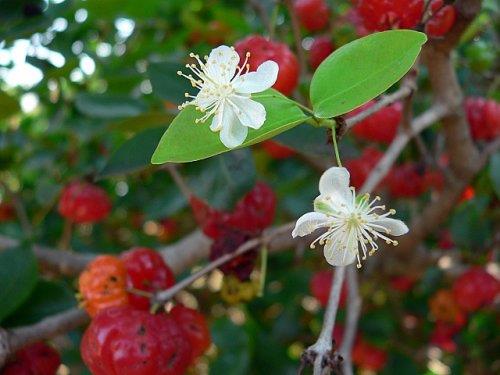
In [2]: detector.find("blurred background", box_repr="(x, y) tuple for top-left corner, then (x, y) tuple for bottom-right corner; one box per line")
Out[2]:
(0, 0), (499, 374)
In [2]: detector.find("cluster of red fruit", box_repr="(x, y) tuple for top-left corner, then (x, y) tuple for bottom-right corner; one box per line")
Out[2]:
(465, 97), (500, 141)
(58, 181), (111, 224)
(190, 182), (276, 281)
(1, 342), (61, 375)
(355, 0), (456, 37)
(429, 267), (499, 352)
(77, 248), (210, 374)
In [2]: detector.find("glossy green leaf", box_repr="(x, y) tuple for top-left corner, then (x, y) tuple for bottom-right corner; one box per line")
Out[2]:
(310, 30), (427, 118)
(148, 61), (192, 105)
(0, 246), (38, 322)
(151, 90), (308, 163)
(75, 93), (147, 119)
(99, 127), (165, 178)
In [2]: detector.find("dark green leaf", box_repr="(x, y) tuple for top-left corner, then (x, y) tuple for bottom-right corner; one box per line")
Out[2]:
(107, 112), (174, 133)
(99, 127), (165, 178)
(0, 92), (20, 120)
(488, 152), (500, 198)
(310, 30), (427, 118)
(148, 61), (192, 105)
(151, 89), (308, 163)
(75, 93), (147, 119)
(450, 196), (492, 249)
(0, 246), (38, 322)
(3, 280), (76, 327)
(210, 318), (251, 375)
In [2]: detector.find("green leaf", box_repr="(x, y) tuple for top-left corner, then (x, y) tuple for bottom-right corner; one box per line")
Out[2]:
(210, 318), (252, 375)
(488, 152), (500, 199)
(310, 30), (427, 118)
(148, 61), (192, 105)
(99, 127), (165, 178)
(75, 93), (147, 119)
(0, 92), (20, 120)
(0, 246), (38, 322)
(450, 196), (492, 249)
(151, 90), (308, 163)
(2, 280), (76, 327)
(107, 112), (175, 133)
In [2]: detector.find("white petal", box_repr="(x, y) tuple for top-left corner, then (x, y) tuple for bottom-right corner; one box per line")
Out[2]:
(210, 103), (225, 131)
(195, 86), (219, 109)
(372, 218), (409, 236)
(205, 45), (240, 84)
(323, 234), (357, 266)
(219, 107), (248, 148)
(319, 167), (352, 203)
(292, 212), (329, 237)
(233, 60), (279, 94)
(228, 96), (266, 129)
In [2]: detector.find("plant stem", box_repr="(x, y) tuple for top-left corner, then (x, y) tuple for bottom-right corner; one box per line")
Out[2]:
(331, 123), (342, 167)
(257, 245), (268, 297)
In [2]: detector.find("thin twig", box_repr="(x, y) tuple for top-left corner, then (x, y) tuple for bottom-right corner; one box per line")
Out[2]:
(283, 0), (307, 75)
(249, 0), (272, 34)
(339, 266), (361, 375)
(164, 164), (193, 200)
(153, 223), (294, 304)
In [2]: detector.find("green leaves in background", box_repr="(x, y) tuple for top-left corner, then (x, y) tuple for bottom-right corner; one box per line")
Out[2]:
(3, 280), (76, 327)
(107, 112), (174, 133)
(151, 89), (308, 163)
(450, 196), (492, 249)
(0, 92), (20, 120)
(210, 318), (252, 375)
(148, 61), (192, 105)
(99, 127), (165, 178)
(75, 93), (147, 119)
(488, 152), (500, 198)
(0, 246), (38, 322)
(310, 30), (427, 118)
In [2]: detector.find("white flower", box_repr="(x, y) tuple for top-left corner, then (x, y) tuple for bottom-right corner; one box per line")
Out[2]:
(292, 167), (409, 268)
(177, 45), (279, 148)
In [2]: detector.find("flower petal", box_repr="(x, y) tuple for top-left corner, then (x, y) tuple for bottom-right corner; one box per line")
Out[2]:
(233, 60), (279, 94)
(292, 212), (329, 237)
(205, 45), (240, 84)
(319, 167), (352, 203)
(323, 234), (357, 266)
(228, 96), (266, 129)
(210, 103), (225, 132)
(372, 218), (409, 236)
(219, 106), (248, 148)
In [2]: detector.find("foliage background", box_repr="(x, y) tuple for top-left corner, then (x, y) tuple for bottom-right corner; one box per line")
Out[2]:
(0, 0), (499, 374)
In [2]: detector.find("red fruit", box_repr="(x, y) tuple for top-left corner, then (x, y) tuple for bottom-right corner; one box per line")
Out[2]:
(0, 202), (15, 222)
(78, 255), (129, 317)
(425, 0), (456, 37)
(58, 181), (111, 224)
(170, 305), (211, 362)
(81, 306), (192, 375)
(459, 185), (475, 203)
(437, 230), (454, 250)
(234, 35), (299, 95)
(157, 218), (178, 242)
(423, 169), (445, 192)
(356, 0), (424, 31)
(261, 140), (296, 159)
(452, 267), (499, 312)
(309, 36), (335, 70)
(344, 147), (384, 190)
(387, 163), (426, 198)
(352, 339), (388, 371)
(429, 289), (466, 326)
(2, 342), (61, 375)
(390, 275), (416, 292)
(430, 321), (460, 352)
(121, 248), (175, 310)
(348, 100), (402, 144)
(293, 0), (330, 32)
(465, 97), (500, 140)
(309, 270), (347, 308)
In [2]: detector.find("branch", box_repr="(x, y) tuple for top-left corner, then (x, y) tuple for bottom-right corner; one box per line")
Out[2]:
(339, 266), (361, 375)
(302, 266), (346, 375)
(164, 164), (193, 201)
(283, 0), (307, 75)
(248, 0), (272, 34)
(0, 308), (88, 367)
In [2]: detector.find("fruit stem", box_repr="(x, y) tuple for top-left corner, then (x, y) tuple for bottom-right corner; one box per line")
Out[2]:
(330, 121), (343, 167)
(257, 245), (268, 297)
